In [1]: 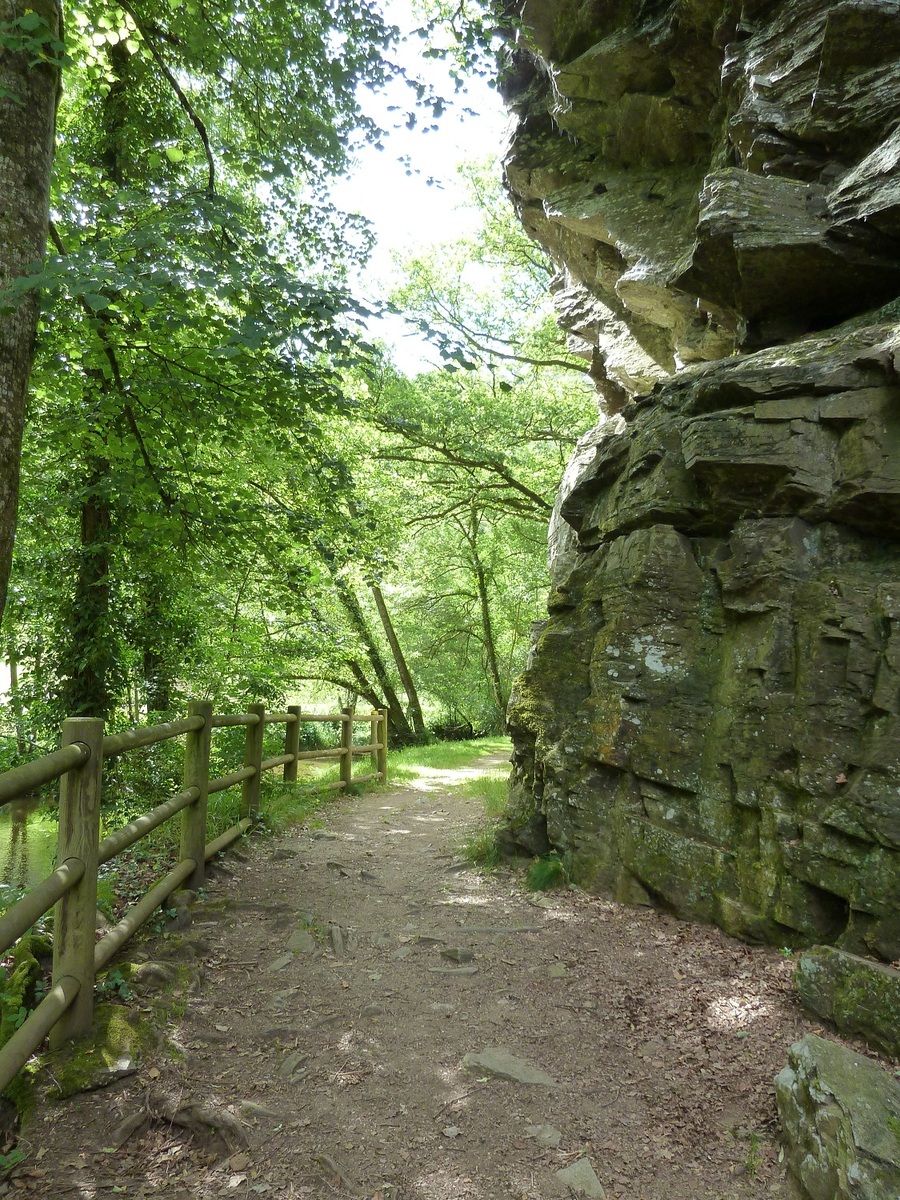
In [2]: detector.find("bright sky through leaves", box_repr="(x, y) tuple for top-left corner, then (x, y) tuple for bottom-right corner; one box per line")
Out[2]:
(332, 0), (511, 373)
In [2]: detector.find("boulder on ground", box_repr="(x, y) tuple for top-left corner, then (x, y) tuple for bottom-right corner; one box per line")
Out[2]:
(775, 1033), (900, 1200)
(794, 945), (900, 1058)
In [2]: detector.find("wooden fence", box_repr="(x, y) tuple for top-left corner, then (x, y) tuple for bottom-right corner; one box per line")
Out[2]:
(0, 701), (388, 1092)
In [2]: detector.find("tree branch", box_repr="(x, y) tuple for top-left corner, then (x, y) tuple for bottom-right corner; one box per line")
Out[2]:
(116, 0), (216, 195)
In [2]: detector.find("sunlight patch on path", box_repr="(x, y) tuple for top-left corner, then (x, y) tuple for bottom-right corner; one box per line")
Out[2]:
(402, 757), (510, 793)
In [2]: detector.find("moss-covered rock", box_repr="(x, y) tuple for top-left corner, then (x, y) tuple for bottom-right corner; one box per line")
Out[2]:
(500, 0), (900, 962)
(504, 323), (900, 958)
(42, 1002), (159, 1100)
(794, 946), (900, 1059)
(775, 1034), (900, 1200)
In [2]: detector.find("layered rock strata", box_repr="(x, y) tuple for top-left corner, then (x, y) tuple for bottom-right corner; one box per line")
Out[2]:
(501, 0), (900, 959)
(502, 0), (900, 392)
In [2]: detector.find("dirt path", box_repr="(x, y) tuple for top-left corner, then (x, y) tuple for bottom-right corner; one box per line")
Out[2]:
(12, 754), (825, 1199)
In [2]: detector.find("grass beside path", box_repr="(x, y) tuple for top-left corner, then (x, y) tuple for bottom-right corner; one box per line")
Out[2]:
(261, 735), (512, 834)
(388, 736), (511, 783)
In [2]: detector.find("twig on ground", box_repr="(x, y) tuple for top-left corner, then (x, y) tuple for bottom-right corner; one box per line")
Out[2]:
(433, 1088), (476, 1117)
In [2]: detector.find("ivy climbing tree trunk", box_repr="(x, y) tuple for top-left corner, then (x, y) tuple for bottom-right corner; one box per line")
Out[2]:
(0, 0), (62, 631)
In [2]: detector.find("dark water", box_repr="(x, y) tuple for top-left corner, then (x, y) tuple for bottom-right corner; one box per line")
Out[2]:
(0, 797), (59, 901)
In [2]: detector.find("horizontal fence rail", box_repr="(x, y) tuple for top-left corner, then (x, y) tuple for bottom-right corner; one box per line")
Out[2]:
(0, 700), (389, 1093)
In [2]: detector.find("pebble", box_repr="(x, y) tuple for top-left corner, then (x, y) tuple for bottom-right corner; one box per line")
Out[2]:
(441, 948), (475, 963)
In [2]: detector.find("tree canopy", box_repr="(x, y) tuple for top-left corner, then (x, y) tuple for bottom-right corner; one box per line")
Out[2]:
(0, 3), (598, 757)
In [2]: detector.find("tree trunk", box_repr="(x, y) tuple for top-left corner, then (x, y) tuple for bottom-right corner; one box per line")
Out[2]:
(140, 574), (173, 714)
(7, 643), (27, 753)
(370, 582), (428, 741)
(464, 510), (507, 728)
(331, 572), (415, 744)
(143, 644), (171, 714)
(0, 0), (62, 631)
(62, 466), (115, 718)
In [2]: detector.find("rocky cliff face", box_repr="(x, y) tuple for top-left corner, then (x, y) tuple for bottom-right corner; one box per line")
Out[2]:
(501, 0), (900, 959)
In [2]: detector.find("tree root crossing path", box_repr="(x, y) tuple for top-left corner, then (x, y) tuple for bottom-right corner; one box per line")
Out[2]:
(21, 752), (821, 1199)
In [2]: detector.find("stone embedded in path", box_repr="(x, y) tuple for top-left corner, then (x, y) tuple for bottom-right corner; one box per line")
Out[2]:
(239, 1100), (280, 1120)
(270, 987), (299, 1009)
(266, 954), (293, 973)
(775, 1033), (900, 1200)
(461, 1049), (559, 1087)
(555, 1158), (606, 1198)
(287, 929), (317, 955)
(441, 948), (475, 963)
(278, 1050), (309, 1080)
(311, 830), (338, 840)
(329, 924), (345, 956)
(524, 1123), (562, 1148)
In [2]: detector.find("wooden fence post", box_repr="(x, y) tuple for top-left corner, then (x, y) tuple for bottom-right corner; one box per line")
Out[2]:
(377, 708), (389, 782)
(284, 705), (301, 783)
(51, 716), (105, 1047)
(340, 706), (354, 791)
(369, 710), (379, 777)
(241, 703), (265, 819)
(181, 700), (213, 890)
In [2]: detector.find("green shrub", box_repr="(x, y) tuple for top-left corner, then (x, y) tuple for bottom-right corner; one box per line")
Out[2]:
(525, 854), (568, 891)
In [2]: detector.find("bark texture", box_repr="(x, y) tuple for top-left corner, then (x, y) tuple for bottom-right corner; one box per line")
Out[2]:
(0, 0), (61, 630)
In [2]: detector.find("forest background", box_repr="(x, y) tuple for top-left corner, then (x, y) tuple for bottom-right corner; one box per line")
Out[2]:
(0, 0), (598, 771)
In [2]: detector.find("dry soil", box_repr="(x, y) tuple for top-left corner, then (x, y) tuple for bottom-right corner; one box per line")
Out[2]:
(9, 753), (841, 1199)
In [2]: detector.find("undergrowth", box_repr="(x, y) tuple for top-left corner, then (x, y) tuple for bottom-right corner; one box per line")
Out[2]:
(525, 853), (569, 891)
(462, 826), (503, 870)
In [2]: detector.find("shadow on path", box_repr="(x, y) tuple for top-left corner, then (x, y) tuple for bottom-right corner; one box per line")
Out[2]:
(14, 753), (814, 1199)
